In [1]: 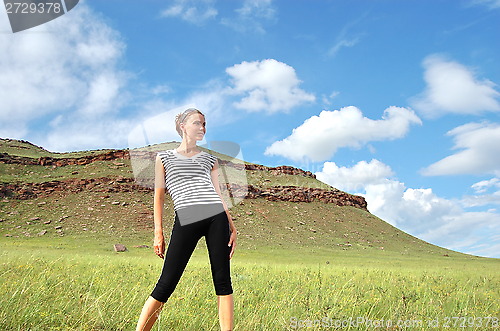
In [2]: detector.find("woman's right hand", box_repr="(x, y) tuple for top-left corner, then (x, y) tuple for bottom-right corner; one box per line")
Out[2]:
(153, 233), (165, 259)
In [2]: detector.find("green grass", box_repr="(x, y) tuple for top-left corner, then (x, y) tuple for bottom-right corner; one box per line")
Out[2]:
(0, 238), (499, 330)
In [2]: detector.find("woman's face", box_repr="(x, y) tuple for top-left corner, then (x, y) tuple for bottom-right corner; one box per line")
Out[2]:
(181, 113), (206, 141)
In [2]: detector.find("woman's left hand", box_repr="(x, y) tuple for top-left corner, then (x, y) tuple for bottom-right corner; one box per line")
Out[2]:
(228, 227), (237, 259)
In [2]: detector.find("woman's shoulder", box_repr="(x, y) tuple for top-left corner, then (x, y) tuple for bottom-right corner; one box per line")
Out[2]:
(201, 152), (219, 170)
(201, 150), (218, 160)
(156, 149), (175, 158)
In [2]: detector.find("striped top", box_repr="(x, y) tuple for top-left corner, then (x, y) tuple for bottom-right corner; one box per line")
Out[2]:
(158, 149), (224, 216)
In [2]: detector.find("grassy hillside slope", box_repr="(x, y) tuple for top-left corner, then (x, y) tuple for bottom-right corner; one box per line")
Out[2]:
(0, 138), (469, 257)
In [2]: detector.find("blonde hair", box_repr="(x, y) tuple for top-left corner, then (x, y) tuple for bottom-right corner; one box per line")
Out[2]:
(175, 108), (204, 138)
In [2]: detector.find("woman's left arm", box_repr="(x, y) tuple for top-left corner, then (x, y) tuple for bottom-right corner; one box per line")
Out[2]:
(211, 159), (237, 259)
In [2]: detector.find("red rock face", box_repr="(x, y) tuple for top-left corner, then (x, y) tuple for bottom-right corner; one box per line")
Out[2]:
(38, 150), (130, 166)
(0, 150), (130, 166)
(244, 185), (367, 211)
(0, 177), (150, 200)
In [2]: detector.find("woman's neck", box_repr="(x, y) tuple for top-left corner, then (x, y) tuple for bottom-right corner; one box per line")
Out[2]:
(177, 139), (199, 153)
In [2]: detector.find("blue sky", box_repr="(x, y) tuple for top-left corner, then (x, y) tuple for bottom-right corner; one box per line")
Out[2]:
(1, 0), (499, 257)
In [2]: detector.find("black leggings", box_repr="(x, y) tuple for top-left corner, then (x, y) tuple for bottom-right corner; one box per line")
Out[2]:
(150, 211), (233, 303)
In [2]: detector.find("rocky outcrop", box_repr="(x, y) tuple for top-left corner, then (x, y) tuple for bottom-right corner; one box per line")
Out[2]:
(0, 176), (150, 200)
(0, 153), (38, 165)
(38, 151), (129, 166)
(1, 179), (368, 211)
(0, 151), (129, 166)
(244, 163), (315, 179)
(246, 185), (367, 211)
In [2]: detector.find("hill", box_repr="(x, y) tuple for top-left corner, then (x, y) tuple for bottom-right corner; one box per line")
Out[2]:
(0, 138), (466, 257)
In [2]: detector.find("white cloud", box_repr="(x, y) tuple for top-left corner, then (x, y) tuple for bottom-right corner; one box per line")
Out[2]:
(183, 82), (239, 127)
(151, 85), (172, 95)
(422, 122), (500, 176)
(236, 0), (275, 19)
(327, 14), (365, 57)
(471, 177), (500, 194)
(328, 37), (361, 57)
(321, 91), (340, 106)
(350, 178), (432, 231)
(315, 159), (394, 192)
(461, 194), (500, 209)
(226, 59), (315, 113)
(470, 0), (500, 9)
(466, 240), (500, 259)
(416, 211), (500, 257)
(316, 159), (500, 258)
(43, 117), (133, 152)
(265, 106), (421, 162)
(411, 55), (500, 117)
(127, 104), (187, 149)
(161, 0), (217, 24)
(78, 72), (123, 117)
(221, 0), (276, 33)
(461, 177), (500, 208)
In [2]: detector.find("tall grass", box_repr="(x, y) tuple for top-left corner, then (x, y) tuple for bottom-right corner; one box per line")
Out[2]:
(0, 244), (499, 330)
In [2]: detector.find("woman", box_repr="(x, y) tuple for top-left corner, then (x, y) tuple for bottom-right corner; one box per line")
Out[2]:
(136, 108), (237, 331)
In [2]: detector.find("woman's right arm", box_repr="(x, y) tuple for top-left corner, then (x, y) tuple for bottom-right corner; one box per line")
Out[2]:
(153, 155), (166, 259)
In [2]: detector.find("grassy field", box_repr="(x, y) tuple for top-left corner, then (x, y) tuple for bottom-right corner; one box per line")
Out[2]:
(1, 236), (499, 330)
